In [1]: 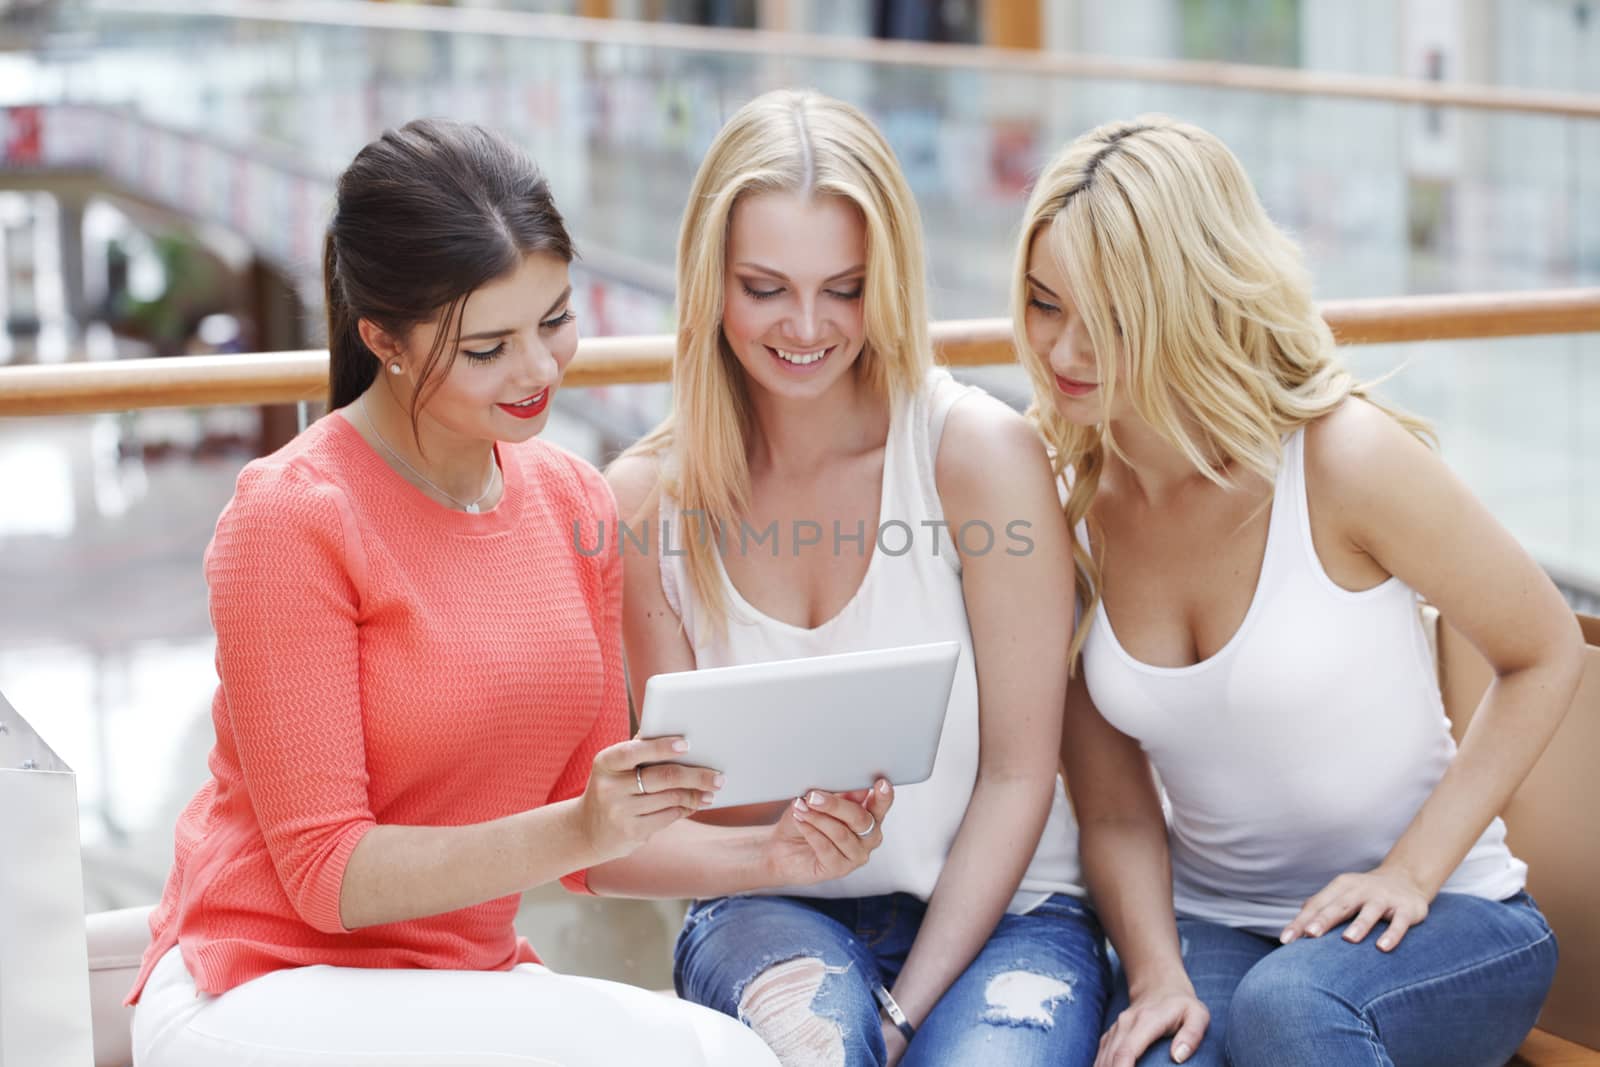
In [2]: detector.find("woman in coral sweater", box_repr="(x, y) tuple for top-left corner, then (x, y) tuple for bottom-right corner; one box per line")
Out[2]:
(126, 119), (890, 1067)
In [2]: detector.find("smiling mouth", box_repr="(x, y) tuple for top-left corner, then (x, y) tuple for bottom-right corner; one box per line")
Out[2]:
(768, 345), (833, 367)
(497, 389), (551, 418)
(1055, 375), (1098, 395)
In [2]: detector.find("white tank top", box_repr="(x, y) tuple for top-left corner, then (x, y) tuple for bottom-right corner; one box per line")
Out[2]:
(660, 368), (1085, 912)
(1083, 428), (1526, 935)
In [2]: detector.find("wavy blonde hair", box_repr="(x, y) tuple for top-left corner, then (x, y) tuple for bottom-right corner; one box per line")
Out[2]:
(1012, 115), (1431, 667)
(622, 89), (932, 630)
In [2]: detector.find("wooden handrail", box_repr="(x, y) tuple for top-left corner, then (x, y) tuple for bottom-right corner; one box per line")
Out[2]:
(1315, 288), (1600, 344)
(2, 289), (1596, 416)
(97, 0), (1600, 121)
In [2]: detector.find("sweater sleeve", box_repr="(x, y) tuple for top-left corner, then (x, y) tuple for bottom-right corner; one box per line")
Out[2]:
(551, 456), (629, 894)
(206, 461), (376, 934)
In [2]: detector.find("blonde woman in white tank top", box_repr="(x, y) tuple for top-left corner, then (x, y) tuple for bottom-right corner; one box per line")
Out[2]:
(607, 91), (1107, 1067)
(1012, 116), (1583, 1067)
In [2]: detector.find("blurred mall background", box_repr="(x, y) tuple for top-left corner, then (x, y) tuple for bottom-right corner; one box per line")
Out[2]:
(1, 0), (1597, 987)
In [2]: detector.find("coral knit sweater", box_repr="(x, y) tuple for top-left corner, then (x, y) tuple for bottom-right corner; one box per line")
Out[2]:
(127, 413), (626, 1003)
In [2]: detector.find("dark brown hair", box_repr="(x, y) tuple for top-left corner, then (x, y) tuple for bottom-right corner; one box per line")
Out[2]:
(323, 119), (574, 426)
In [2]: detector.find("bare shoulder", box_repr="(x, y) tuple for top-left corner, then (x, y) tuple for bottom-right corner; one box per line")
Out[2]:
(1303, 396), (1579, 681)
(604, 450), (664, 526)
(1303, 395), (1437, 511)
(936, 388), (1053, 501)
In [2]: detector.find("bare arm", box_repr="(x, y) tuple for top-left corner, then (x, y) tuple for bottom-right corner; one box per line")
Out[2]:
(882, 396), (1075, 1047)
(340, 802), (595, 928)
(608, 453), (700, 702)
(351, 801), (821, 907)
(589, 782), (893, 898)
(1281, 400), (1585, 946)
(1063, 674), (1211, 1066)
(1064, 676), (1181, 996)
(341, 733), (732, 928)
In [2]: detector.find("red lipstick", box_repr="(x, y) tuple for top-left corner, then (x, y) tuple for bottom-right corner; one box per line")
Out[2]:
(498, 389), (551, 419)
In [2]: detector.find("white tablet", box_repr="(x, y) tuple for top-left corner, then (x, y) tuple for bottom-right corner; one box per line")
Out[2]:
(637, 641), (961, 809)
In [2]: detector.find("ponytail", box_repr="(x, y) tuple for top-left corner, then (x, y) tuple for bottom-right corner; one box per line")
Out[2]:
(324, 230), (377, 412)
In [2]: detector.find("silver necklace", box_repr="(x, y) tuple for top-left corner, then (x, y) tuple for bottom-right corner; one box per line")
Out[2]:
(360, 393), (498, 514)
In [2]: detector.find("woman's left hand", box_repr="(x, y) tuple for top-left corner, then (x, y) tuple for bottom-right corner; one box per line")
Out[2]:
(761, 779), (893, 886)
(1280, 865), (1432, 951)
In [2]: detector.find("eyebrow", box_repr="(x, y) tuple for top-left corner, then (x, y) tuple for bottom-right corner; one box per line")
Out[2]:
(1025, 273), (1060, 299)
(735, 262), (866, 284)
(458, 285), (573, 341)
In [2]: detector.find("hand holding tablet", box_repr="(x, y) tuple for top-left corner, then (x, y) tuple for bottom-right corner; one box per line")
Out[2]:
(637, 641), (961, 809)
(574, 735), (723, 863)
(764, 778), (896, 886)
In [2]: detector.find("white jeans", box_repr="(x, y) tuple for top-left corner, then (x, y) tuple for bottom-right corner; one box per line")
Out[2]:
(132, 946), (779, 1067)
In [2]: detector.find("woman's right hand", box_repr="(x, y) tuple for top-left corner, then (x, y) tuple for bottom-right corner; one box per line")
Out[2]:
(578, 737), (723, 863)
(1096, 977), (1210, 1067)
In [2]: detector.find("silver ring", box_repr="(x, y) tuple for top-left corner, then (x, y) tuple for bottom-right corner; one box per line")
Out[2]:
(636, 766), (647, 795)
(855, 813), (876, 838)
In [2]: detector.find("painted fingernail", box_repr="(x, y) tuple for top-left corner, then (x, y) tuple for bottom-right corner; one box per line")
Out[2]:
(1175, 1042), (1191, 1061)
(1307, 923), (1322, 936)
(712, 774), (726, 788)
(1344, 929), (1359, 942)
(794, 797), (809, 813)
(700, 792), (715, 804)
(1280, 930), (1296, 944)
(1378, 938), (1393, 951)
(672, 739), (689, 753)
(877, 780), (890, 794)
(808, 791), (825, 806)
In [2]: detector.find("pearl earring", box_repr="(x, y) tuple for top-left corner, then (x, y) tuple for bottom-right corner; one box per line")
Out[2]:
(388, 362), (403, 376)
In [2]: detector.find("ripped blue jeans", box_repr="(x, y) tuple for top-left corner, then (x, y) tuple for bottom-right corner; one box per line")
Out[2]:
(674, 893), (1108, 1067)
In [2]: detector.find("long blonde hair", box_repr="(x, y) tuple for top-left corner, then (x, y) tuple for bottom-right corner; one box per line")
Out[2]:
(622, 89), (933, 630)
(1012, 115), (1431, 666)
